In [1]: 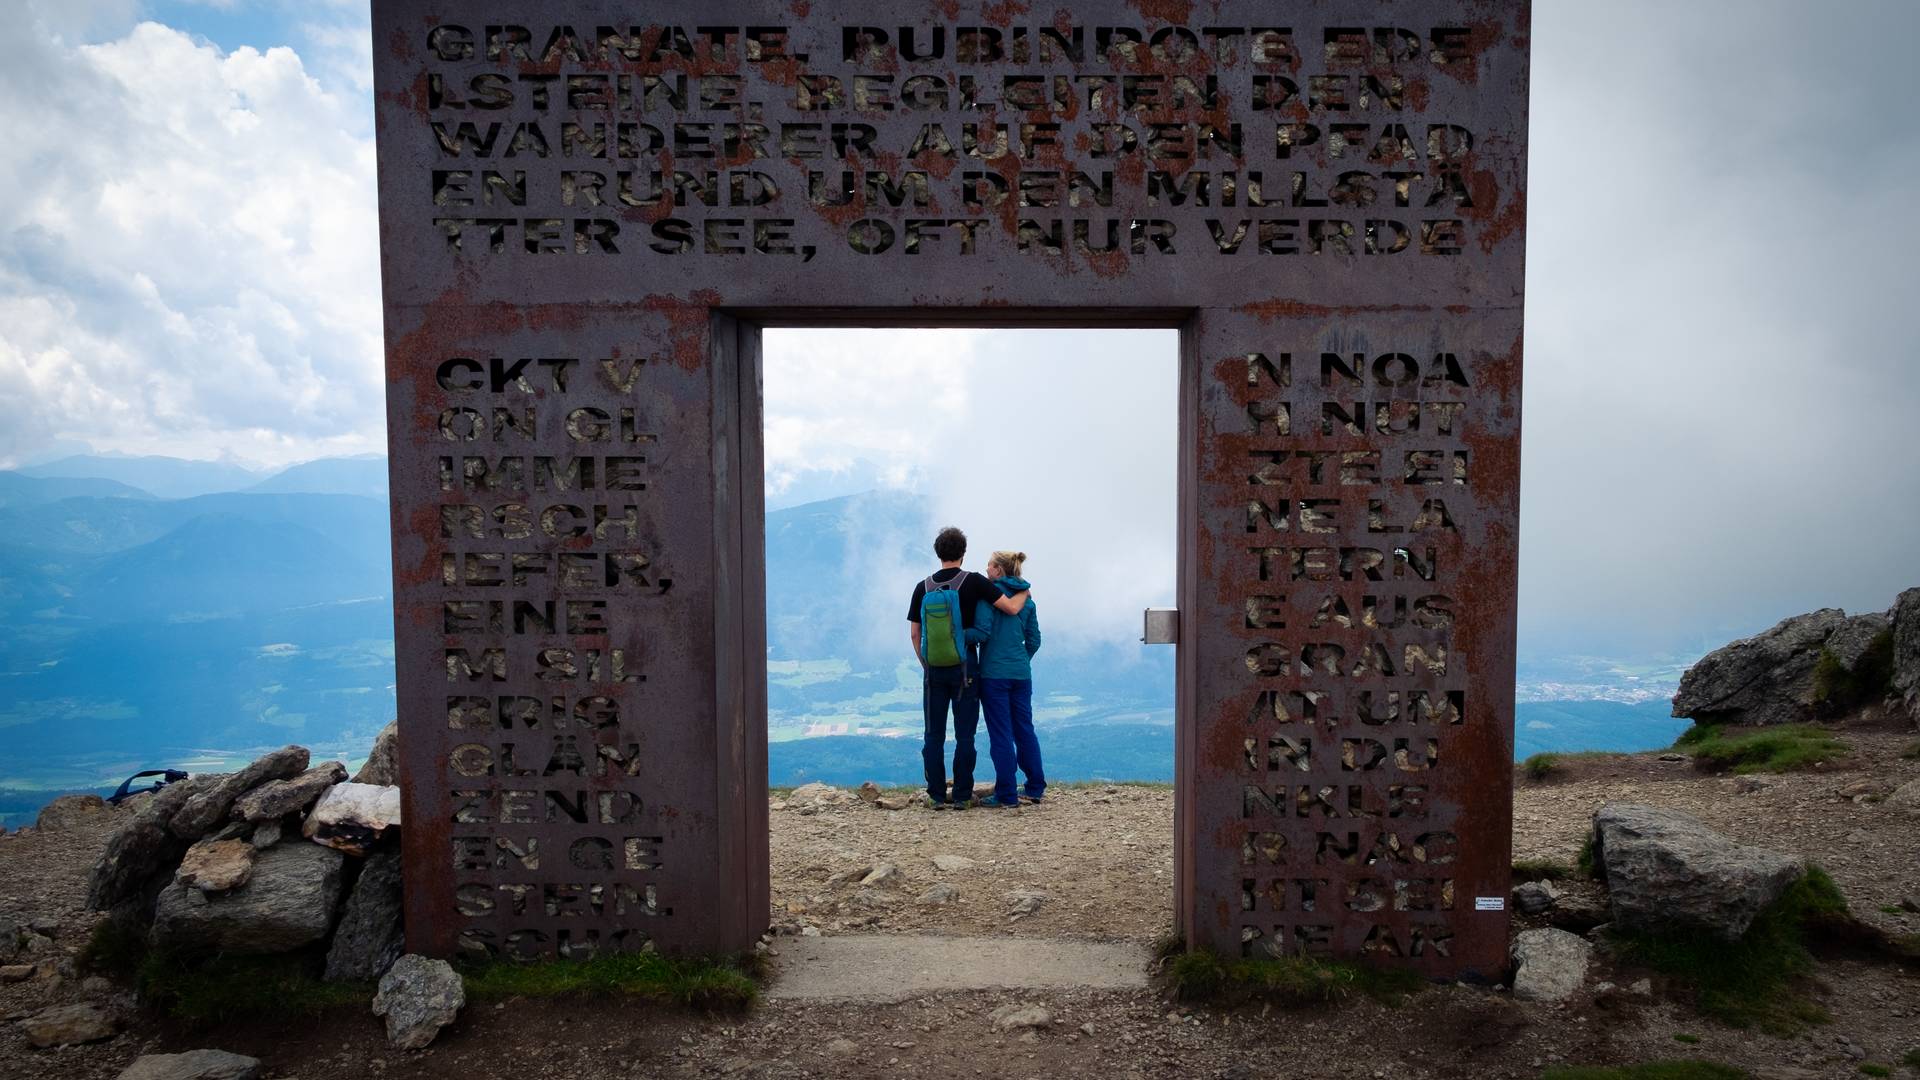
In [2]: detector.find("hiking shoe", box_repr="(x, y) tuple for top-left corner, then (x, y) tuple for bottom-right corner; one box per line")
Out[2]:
(1020, 794), (1045, 805)
(977, 795), (1021, 809)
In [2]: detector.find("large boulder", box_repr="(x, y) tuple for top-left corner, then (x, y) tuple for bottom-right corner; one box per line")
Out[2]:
(1591, 803), (1803, 939)
(169, 747), (310, 840)
(1511, 928), (1591, 1003)
(304, 783), (401, 855)
(116, 1050), (262, 1080)
(1672, 609), (1846, 726)
(373, 955), (465, 1050)
(87, 774), (219, 914)
(352, 720), (400, 786)
(325, 848), (404, 982)
(149, 841), (345, 954)
(36, 793), (109, 831)
(1893, 587), (1920, 717)
(231, 761), (346, 823)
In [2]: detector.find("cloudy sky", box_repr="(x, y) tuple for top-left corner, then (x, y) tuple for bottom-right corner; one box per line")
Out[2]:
(1, 0), (1915, 659)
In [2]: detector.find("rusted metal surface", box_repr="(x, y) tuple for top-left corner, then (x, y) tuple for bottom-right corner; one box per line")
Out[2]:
(373, 0), (1528, 975)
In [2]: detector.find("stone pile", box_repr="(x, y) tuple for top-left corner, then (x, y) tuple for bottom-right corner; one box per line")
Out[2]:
(84, 722), (405, 984)
(1672, 591), (1920, 725)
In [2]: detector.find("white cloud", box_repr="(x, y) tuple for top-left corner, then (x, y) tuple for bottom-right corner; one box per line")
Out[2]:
(0, 4), (381, 468)
(764, 328), (1181, 652)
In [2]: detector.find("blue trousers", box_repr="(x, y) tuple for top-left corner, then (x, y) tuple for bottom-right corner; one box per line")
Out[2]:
(922, 658), (980, 804)
(979, 677), (1044, 801)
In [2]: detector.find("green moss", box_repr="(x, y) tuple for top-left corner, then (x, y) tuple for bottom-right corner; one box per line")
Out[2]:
(1522, 753), (1561, 782)
(1810, 630), (1895, 711)
(1513, 858), (1574, 882)
(459, 950), (758, 1011)
(137, 949), (371, 1025)
(1608, 868), (1844, 1035)
(1540, 1063), (1749, 1080)
(1672, 1034), (1701, 1044)
(1901, 1048), (1920, 1069)
(1861, 1066), (1892, 1078)
(1167, 948), (1424, 1007)
(1672, 724), (1849, 774)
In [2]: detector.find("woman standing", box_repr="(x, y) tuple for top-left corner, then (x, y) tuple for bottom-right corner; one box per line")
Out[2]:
(969, 551), (1044, 807)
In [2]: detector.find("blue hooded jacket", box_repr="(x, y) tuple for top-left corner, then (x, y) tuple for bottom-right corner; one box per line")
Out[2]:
(968, 575), (1041, 680)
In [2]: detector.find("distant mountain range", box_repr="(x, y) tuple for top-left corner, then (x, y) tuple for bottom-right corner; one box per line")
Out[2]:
(0, 454), (1695, 823)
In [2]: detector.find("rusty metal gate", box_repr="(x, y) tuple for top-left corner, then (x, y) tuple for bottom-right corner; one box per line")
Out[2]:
(373, 0), (1529, 978)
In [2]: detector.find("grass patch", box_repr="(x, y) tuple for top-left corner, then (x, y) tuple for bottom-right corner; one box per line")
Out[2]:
(78, 919), (148, 979)
(1881, 905), (1906, 916)
(1150, 931), (1186, 963)
(1576, 833), (1601, 880)
(1902, 1048), (1920, 1069)
(1166, 948), (1425, 1007)
(1811, 630), (1894, 712)
(1609, 868), (1844, 1034)
(1522, 753), (1562, 782)
(1861, 1065), (1892, 1078)
(138, 950), (371, 1024)
(1513, 857), (1574, 882)
(459, 950), (758, 1011)
(1901, 742), (1920, 762)
(82, 923), (367, 1025)
(1541, 1065), (1748, 1080)
(1673, 724), (1849, 774)
(1672, 1034), (1701, 1044)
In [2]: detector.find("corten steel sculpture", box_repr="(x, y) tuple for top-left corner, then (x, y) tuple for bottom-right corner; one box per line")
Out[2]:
(372, 0), (1529, 977)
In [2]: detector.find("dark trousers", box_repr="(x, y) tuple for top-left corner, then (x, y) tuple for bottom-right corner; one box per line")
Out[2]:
(922, 657), (980, 804)
(979, 677), (1044, 801)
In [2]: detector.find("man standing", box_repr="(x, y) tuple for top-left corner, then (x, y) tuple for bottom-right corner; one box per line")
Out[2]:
(910, 526), (1028, 809)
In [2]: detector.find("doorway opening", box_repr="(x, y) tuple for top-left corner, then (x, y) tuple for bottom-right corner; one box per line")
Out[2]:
(748, 322), (1181, 946)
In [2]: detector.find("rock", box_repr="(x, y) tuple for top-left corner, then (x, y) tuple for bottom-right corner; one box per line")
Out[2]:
(860, 862), (900, 887)
(822, 1037), (858, 1057)
(373, 954), (465, 1050)
(1, 964), (33, 982)
(788, 782), (852, 810)
(1893, 587), (1920, 716)
(1889, 780), (1920, 815)
(352, 720), (400, 786)
(19, 1002), (118, 1047)
(874, 797), (909, 811)
(1838, 779), (1892, 800)
(231, 762), (346, 822)
(0, 914), (21, 960)
(149, 841), (345, 954)
(171, 747), (311, 841)
(175, 839), (256, 893)
(116, 1050), (262, 1080)
(990, 1003), (1054, 1031)
(848, 888), (896, 910)
(1510, 928), (1592, 1003)
(932, 854), (976, 873)
(919, 883), (961, 906)
(1827, 611), (1892, 671)
(303, 783), (401, 855)
(250, 820), (283, 849)
(1513, 880), (1560, 915)
(856, 781), (882, 804)
(325, 848), (405, 982)
(86, 774), (219, 913)
(1671, 608), (1846, 726)
(35, 793), (109, 831)
(1005, 889), (1047, 916)
(1899, 895), (1919, 914)
(1591, 803), (1803, 939)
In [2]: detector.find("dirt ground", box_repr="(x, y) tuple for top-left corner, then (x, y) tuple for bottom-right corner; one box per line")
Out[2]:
(1, 723), (1917, 1080)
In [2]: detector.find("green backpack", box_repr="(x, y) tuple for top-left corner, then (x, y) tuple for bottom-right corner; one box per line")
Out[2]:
(919, 573), (967, 668)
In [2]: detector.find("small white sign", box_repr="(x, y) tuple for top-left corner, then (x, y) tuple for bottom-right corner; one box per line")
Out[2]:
(1475, 896), (1506, 911)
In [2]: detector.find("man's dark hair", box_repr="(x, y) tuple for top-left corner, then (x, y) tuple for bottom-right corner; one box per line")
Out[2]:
(933, 526), (967, 562)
